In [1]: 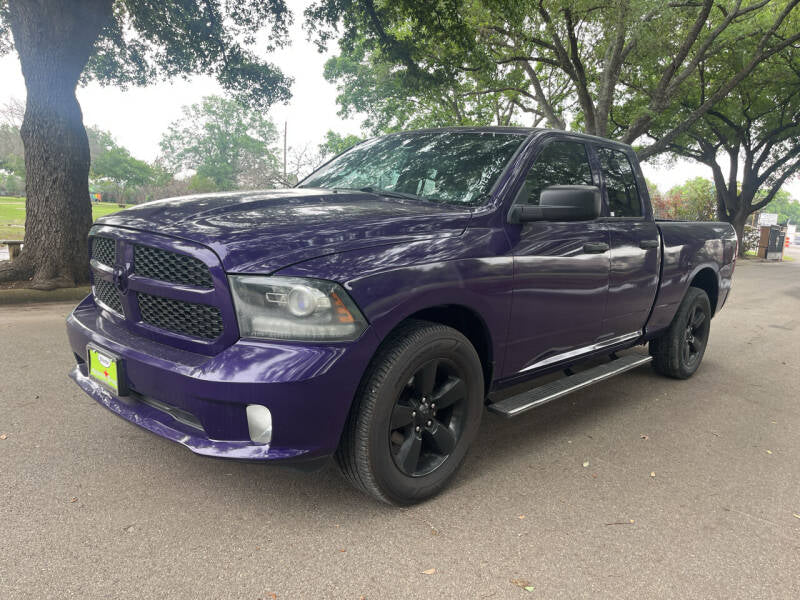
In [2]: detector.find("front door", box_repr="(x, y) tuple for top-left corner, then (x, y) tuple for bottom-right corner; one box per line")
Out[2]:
(503, 137), (610, 377)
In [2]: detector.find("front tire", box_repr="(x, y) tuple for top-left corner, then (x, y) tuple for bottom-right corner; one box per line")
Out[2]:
(650, 287), (711, 379)
(336, 320), (484, 505)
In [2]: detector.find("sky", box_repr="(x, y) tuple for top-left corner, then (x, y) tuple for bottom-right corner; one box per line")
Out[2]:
(0, 1), (797, 200)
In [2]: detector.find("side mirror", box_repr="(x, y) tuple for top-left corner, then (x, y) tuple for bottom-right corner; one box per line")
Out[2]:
(508, 185), (602, 223)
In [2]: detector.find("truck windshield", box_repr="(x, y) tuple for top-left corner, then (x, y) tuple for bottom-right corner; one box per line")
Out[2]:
(299, 131), (526, 206)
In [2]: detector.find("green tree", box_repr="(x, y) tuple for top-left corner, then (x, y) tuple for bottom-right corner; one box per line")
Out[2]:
(89, 128), (157, 194)
(0, 99), (24, 176)
(319, 131), (363, 157)
(322, 42), (538, 133)
(0, 0), (292, 289)
(307, 0), (800, 155)
(656, 17), (800, 252)
(761, 189), (800, 224)
(664, 178), (718, 221)
(159, 96), (281, 191)
(0, 124), (24, 176)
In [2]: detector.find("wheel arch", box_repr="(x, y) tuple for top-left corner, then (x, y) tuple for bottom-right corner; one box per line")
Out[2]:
(406, 305), (494, 393)
(370, 304), (495, 395)
(688, 266), (719, 316)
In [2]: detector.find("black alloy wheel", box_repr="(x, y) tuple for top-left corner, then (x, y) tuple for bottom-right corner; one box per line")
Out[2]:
(335, 320), (484, 505)
(651, 287), (712, 379)
(681, 302), (710, 369)
(388, 358), (468, 477)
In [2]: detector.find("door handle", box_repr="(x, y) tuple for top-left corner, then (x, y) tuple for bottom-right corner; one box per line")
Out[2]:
(639, 239), (659, 249)
(583, 242), (609, 254)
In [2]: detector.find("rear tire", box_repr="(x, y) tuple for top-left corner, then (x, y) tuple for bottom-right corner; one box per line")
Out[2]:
(650, 287), (711, 379)
(335, 320), (484, 505)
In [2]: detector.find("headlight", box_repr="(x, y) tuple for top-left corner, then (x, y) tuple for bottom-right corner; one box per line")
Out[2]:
(228, 275), (368, 342)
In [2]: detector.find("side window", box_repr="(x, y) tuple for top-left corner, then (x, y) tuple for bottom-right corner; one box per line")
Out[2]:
(597, 147), (642, 217)
(516, 140), (593, 205)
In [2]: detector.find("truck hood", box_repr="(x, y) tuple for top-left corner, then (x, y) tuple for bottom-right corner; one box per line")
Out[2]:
(96, 188), (471, 273)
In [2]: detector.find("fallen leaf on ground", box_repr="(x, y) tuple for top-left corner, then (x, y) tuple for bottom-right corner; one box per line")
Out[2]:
(582, 461), (590, 468)
(422, 568), (436, 575)
(511, 579), (535, 592)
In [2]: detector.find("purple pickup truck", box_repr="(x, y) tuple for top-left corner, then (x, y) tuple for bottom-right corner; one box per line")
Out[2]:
(67, 127), (737, 504)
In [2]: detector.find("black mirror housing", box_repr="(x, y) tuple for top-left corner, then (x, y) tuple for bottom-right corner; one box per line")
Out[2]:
(509, 185), (602, 223)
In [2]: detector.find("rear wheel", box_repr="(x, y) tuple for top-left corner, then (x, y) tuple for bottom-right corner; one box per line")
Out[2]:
(335, 320), (484, 505)
(650, 287), (711, 379)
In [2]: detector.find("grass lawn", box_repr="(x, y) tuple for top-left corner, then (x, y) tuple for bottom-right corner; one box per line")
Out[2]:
(0, 196), (126, 240)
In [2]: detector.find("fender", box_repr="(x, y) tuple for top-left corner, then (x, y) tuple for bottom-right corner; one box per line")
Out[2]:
(644, 222), (734, 338)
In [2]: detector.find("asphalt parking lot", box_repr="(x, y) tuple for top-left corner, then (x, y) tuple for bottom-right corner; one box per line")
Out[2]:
(2, 251), (799, 599)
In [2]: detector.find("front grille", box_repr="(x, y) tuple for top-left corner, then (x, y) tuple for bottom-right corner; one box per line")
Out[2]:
(91, 236), (115, 266)
(94, 278), (123, 315)
(134, 245), (213, 288)
(137, 293), (223, 340)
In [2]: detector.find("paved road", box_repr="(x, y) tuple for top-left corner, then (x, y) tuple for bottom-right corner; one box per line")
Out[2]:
(2, 251), (799, 599)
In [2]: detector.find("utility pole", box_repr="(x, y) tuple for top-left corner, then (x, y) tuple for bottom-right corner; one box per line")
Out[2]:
(283, 121), (287, 183)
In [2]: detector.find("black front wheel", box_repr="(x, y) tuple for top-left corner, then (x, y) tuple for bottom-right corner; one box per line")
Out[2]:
(650, 287), (711, 379)
(336, 320), (484, 505)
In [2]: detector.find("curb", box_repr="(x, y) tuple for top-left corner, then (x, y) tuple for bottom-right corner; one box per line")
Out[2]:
(0, 286), (90, 306)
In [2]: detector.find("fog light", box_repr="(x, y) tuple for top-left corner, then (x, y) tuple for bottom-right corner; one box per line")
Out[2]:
(246, 405), (272, 444)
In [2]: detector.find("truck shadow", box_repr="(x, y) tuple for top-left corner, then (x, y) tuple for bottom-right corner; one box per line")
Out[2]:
(138, 359), (713, 518)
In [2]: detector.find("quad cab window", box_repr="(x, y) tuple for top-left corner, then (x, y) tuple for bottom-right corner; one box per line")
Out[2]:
(597, 147), (643, 218)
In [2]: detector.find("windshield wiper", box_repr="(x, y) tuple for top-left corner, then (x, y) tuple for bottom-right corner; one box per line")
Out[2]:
(355, 186), (428, 202)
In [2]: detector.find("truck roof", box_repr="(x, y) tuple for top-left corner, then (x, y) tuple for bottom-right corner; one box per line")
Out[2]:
(383, 126), (635, 150)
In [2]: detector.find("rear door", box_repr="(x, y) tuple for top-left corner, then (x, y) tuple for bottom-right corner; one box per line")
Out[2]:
(503, 137), (610, 376)
(594, 145), (660, 339)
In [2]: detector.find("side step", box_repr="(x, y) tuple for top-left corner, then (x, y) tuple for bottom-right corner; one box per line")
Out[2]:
(488, 354), (653, 418)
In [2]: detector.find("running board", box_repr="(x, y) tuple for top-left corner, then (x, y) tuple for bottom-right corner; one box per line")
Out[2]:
(488, 354), (653, 418)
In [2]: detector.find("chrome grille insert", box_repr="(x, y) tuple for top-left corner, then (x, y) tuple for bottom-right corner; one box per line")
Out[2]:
(91, 236), (116, 267)
(93, 278), (123, 315)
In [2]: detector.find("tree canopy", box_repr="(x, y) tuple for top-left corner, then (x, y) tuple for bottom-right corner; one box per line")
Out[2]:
(0, 0), (294, 110)
(651, 18), (800, 241)
(308, 0), (800, 159)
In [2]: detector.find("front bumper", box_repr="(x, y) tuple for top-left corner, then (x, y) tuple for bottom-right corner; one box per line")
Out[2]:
(66, 296), (379, 462)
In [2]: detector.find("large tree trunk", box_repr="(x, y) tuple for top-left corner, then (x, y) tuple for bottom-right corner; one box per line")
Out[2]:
(0, 0), (112, 289)
(716, 188), (753, 258)
(731, 212), (749, 257)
